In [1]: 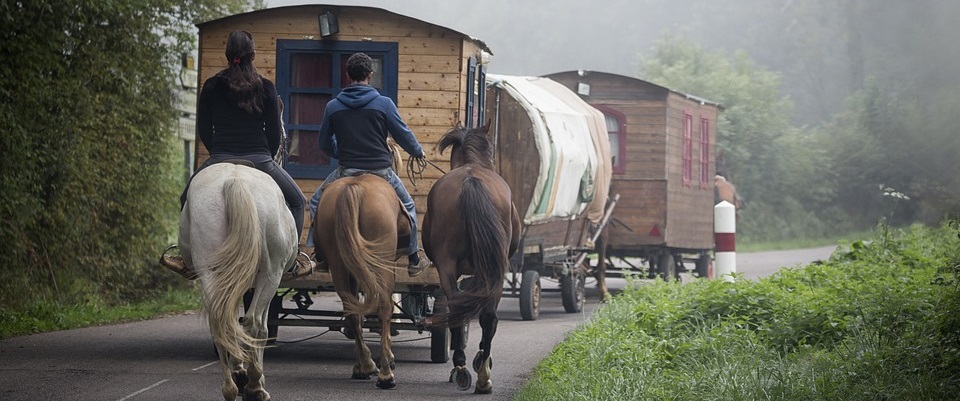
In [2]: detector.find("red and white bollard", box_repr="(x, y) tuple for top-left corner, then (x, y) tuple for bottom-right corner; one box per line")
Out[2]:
(714, 201), (736, 282)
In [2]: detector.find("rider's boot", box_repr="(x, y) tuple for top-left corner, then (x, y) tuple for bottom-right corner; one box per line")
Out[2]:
(407, 252), (430, 277)
(285, 251), (316, 279)
(160, 248), (197, 280)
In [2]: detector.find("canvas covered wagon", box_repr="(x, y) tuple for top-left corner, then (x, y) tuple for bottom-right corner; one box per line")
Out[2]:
(484, 74), (617, 320)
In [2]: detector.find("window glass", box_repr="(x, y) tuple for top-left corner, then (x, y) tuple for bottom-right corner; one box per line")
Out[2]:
(340, 54), (383, 89)
(291, 53), (332, 88)
(287, 129), (331, 166)
(290, 93), (329, 126)
(604, 112), (623, 172)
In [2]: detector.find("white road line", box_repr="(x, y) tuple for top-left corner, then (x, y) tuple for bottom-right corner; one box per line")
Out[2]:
(192, 361), (218, 371)
(115, 379), (169, 401)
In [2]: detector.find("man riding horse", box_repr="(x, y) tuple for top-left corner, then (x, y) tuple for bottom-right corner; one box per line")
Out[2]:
(308, 52), (430, 276)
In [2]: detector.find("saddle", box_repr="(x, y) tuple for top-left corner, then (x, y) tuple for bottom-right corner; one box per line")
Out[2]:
(221, 159), (256, 168)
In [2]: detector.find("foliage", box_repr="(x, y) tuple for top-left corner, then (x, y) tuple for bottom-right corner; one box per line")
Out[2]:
(0, 1), (255, 313)
(816, 80), (960, 228)
(639, 37), (840, 242)
(0, 286), (200, 339)
(516, 221), (960, 401)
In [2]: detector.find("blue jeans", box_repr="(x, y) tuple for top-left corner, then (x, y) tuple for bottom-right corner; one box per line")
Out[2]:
(308, 166), (418, 256)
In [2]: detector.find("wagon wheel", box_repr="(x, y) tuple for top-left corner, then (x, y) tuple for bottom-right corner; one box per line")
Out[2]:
(519, 269), (541, 321)
(656, 252), (676, 281)
(267, 294), (282, 342)
(560, 269), (585, 313)
(430, 296), (450, 363)
(430, 326), (450, 363)
(695, 251), (712, 279)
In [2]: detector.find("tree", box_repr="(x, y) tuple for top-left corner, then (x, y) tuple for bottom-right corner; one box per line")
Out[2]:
(0, 0), (257, 308)
(638, 36), (838, 240)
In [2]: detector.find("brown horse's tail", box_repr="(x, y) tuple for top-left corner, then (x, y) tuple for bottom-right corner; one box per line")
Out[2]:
(204, 177), (264, 362)
(333, 181), (394, 316)
(433, 176), (508, 327)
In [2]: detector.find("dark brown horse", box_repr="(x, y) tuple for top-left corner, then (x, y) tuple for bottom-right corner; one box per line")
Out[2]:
(314, 173), (412, 389)
(423, 123), (521, 394)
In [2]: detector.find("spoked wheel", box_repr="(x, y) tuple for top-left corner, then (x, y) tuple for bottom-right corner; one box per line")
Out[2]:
(560, 270), (585, 313)
(519, 269), (541, 321)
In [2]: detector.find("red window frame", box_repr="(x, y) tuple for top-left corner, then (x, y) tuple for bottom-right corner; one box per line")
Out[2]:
(699, 117), (711, 188)
(682, 111), (694, 187)
(594, 105), (627, 174)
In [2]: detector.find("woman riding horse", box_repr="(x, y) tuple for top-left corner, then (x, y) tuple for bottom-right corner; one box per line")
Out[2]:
(161, 30), (313, 278)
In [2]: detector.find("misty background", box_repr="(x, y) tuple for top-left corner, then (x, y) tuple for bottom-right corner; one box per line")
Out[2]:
(268, 0), (960, 240)
(269, 0), (960, 126)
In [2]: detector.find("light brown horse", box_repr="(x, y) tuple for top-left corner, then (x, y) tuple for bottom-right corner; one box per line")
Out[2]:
(423, 123), (521, 394)
(314, 173), (412, 389)
(714, 175), (746, 215)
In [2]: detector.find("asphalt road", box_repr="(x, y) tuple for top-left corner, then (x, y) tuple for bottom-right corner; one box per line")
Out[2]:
(0, 246), (836, 401)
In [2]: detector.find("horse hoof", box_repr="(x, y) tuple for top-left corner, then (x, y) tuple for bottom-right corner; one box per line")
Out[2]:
(474, 382), (493, 394)
(473, 351), (489, 371)
(243, 389), (270, 401)
(376, 377), (396, 389)
(451, 366), (472, 391)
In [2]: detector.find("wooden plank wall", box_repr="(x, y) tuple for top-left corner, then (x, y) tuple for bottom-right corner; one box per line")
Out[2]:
(663, 94), (716, 249)
(486, 86), (541, 219)
(547, 72), (717, 252)
(197, 6), (481, 245)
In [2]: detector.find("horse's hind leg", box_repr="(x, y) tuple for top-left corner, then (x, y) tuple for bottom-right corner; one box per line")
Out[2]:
(217, 348), (243, 401)
(375, 297), (396, 389)
(449, 324), (471, 391)
(347, 313), (378, 380)
(240, 289), (273, 401)
(473, 304), (498, 394)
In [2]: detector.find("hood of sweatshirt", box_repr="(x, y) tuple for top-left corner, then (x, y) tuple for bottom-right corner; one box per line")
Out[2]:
(336, 84), (379, 109)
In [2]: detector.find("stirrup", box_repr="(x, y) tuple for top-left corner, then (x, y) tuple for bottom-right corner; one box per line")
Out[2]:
(284, 251), (315, 279)
(160, 245), (197, 280)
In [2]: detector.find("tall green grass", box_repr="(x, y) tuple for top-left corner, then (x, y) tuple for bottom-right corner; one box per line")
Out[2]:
(516, 222), (960, 401)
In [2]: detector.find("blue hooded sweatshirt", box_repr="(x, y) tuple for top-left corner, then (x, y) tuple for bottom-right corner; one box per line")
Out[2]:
(317, 84), (423, 170)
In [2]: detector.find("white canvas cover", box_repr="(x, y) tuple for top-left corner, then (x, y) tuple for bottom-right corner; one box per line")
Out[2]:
(487, 74), (612, 224)
(532, 78), (613, 224)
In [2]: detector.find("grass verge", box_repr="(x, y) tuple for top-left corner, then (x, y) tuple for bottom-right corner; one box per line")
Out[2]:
(515, 222), (960, 401)
(0, 285), (200, 339)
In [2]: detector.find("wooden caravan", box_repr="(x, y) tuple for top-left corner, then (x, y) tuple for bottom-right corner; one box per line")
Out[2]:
(485, 74), (616, 319)
(545, 71), (722, 279)
(195, 5), (491, 362)
(197, 4), (491, 242)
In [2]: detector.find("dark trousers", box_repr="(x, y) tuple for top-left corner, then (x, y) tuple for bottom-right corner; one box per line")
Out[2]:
(180, 152), (306, 240)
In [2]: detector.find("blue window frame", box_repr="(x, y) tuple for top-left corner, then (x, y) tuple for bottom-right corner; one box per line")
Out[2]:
(275, 40), (399, 179)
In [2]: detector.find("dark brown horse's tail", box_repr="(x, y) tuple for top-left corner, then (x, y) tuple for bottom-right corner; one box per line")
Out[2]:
(333, 182), (393, 316)
(433, 176), (508, 327)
